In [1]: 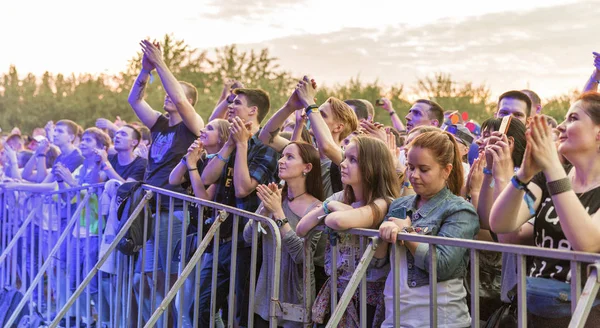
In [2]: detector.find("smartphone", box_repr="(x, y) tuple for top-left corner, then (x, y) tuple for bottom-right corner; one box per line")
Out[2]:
(499, 115), (512, 135)
(33, 135), (47, 142)
(375, 98), (384, 106)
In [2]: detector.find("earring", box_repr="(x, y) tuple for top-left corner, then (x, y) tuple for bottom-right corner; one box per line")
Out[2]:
(302, 172), (307, 177)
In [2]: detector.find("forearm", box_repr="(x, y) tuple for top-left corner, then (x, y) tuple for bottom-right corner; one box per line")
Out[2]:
(128, 71), (150, 107)
(390, 113), (406, 132)
(201, 145), (234, 185)
(476, 176), (494, 230)
(4, 162), (21, 180)
(259, 104), (295, 151)
(169, 161), (188, 185)
(102, 164), (125, 183)
(209, 99), (229, 121)
(308, 111), (343, 165)
(325, 200), (387, 230)
(296, 206), (326, 237)
(583, 69), (600, 92)
(21, 155), (38, 181)
(233, 144), (255, 198)
(189, 170), (210, 200)
(489, 182), (529, 233)
(291, 120), (306, 142)
(35, 158), (49, 182)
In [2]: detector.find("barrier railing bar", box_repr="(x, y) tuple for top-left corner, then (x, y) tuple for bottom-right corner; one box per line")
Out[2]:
(209, 216), (221, 328)
(571, 261), (582, 314)
(359, 236), (367, 328)
(192, 205), (204, 328)
(392, 242), (401, 327)
(177, 200), (188, 328)
(470, 248), (480, 327)
(228, 215), (240, 327)
(151, 194), (161, 315)
(517, 254), (527, 328)
(570, 263), (600, 328)
(302, 231), (315, 327)
(144, 208), (227, 327)
(0, 207), (36, 266)
(248, 220), (259, 328)
(325, 236), (379, 328)
(47, 190), (153, 328)
(428, 243), (438, 327)
(5, 191), (92, 328)
(138, 200), (150, 328)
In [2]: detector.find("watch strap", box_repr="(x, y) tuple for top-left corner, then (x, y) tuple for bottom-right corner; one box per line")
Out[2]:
(276, 218), (289, 227)
(546, 177), (572, 196)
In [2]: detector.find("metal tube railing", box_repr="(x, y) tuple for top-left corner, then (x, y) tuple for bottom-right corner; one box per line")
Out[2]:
(306, 226), (600, 328)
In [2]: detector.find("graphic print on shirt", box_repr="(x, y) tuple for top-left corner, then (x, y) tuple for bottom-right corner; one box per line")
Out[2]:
(531, 196), (590, 282)
(150, 131), (174, 163)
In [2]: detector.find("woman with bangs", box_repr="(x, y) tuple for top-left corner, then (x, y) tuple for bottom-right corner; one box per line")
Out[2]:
(243, 141), (324, 328)
(490, 92), (600, 326)
(297, 135), (401, 327)
(379, 130), (479, 328)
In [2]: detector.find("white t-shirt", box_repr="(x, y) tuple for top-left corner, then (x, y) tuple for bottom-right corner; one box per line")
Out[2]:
(381, 247), (471, 328)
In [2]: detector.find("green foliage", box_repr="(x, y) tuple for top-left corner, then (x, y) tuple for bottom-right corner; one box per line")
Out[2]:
(0, 34), (572, 135)
(543, 91), (578, 122)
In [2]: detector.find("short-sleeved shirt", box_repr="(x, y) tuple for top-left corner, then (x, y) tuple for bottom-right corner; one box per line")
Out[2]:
(108, 154), (147, 181)
(213, 131), (279, 239)
(529, 166), (600, 283)
(55, 148), (84, 172)
(145, 115), (198, 207)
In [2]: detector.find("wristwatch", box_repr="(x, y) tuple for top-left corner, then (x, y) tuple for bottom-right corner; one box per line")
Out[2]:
(275, 218), (289, 228)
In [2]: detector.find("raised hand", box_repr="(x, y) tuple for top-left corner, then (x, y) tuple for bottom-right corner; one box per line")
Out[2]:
(295, 75), (318, 108)
(35, 139), (50, 156)
(485, 132), (514, 182)
(96, 118), (118, 132)
(135, 143), (149, 159)
(360, 120), (386, 142)
(527, 115), (562, 173)
(230, 116), (253, 145)
(256, 184), (283, 217)
(140, 40), (164, 67)
(186, 138), (204, 165)
(376, 97), (394, 113)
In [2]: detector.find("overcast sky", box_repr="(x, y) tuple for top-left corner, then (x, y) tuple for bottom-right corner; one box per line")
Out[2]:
(1, 0), (596, 99)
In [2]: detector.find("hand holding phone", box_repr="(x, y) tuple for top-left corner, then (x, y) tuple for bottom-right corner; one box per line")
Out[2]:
(498, 115), (512, 135)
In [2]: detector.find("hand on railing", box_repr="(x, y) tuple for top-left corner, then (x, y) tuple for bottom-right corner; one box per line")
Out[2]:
(379, 217), (412, 244)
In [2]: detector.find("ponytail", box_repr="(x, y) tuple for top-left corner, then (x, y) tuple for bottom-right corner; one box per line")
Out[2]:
(445, 132), (464, 196)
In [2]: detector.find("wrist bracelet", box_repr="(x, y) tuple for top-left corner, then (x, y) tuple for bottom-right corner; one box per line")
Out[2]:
(511, 175), (537, 215)
(546, 177), (572, 196)
(389, 111), (396, 117)
(188, 167), (198, 172)
(216, 153), (229, 163)
(322, 199), (331, 215)
(483, 167), (492, 176)
(306, 104), (319, 114)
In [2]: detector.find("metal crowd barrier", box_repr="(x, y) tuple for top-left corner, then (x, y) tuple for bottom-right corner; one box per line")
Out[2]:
(308, 226), (600, 328)
(46, 184), (284, 328)
(0, 183), (105, 327)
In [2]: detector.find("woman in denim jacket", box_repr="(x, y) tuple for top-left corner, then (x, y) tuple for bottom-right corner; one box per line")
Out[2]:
(379, 130), (480, 328)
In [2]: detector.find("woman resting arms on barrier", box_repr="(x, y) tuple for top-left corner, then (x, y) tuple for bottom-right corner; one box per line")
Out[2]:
(297, 135), (400, 327)
(379, 130), (479, 328)
(243, 141), (324, 327)
(490, 92), (600, 326)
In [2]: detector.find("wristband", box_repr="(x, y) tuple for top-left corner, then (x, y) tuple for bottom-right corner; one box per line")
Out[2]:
(483, 167), (492, 176)
(141, 68), (154, 84)
(306, 104), (319, 114)
(36, 154), (47, 158)
(389, 111), (396, 117)
(188, 167), (198, 172)
(322, 199), (331, 215)
(511, 175), (537, 215)
(216, 153), (229, 163)
(546, 177), (572, 196)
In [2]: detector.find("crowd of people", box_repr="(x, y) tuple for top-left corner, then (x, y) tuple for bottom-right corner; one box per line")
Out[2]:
(1, 41), (600, 328)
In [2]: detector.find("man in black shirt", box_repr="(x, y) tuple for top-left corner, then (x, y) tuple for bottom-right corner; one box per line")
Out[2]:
(128, 40), (204, 325)
(99, 124), (147, 182)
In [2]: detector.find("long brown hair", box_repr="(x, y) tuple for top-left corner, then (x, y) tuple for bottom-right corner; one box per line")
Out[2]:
(343, 136), (401, 226)
(409, 131), (464, 196)
(281, 142), (324, 201)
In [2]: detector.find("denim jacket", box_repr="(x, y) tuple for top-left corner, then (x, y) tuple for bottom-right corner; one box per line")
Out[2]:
(385, 187), (479, 288)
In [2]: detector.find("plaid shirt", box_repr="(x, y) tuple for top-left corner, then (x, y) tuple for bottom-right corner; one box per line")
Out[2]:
(213, 131), (279, 239)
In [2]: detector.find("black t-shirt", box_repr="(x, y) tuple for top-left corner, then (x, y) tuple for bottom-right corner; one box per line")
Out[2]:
(529, 166), (600, 282)
(145, 115), (198, 205)
(108, 154), (147, 181)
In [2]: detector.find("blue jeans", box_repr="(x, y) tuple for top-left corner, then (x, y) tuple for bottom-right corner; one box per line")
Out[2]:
(196, 241), (251, 327)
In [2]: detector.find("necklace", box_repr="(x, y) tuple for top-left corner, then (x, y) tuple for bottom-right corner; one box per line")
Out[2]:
(287, 191), (307, 202)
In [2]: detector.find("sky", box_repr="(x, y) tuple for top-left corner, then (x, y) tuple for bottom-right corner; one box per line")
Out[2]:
(0, 0), (597, 100)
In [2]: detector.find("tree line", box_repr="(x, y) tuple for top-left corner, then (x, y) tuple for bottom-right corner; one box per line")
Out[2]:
(0, 34), (576, 134)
